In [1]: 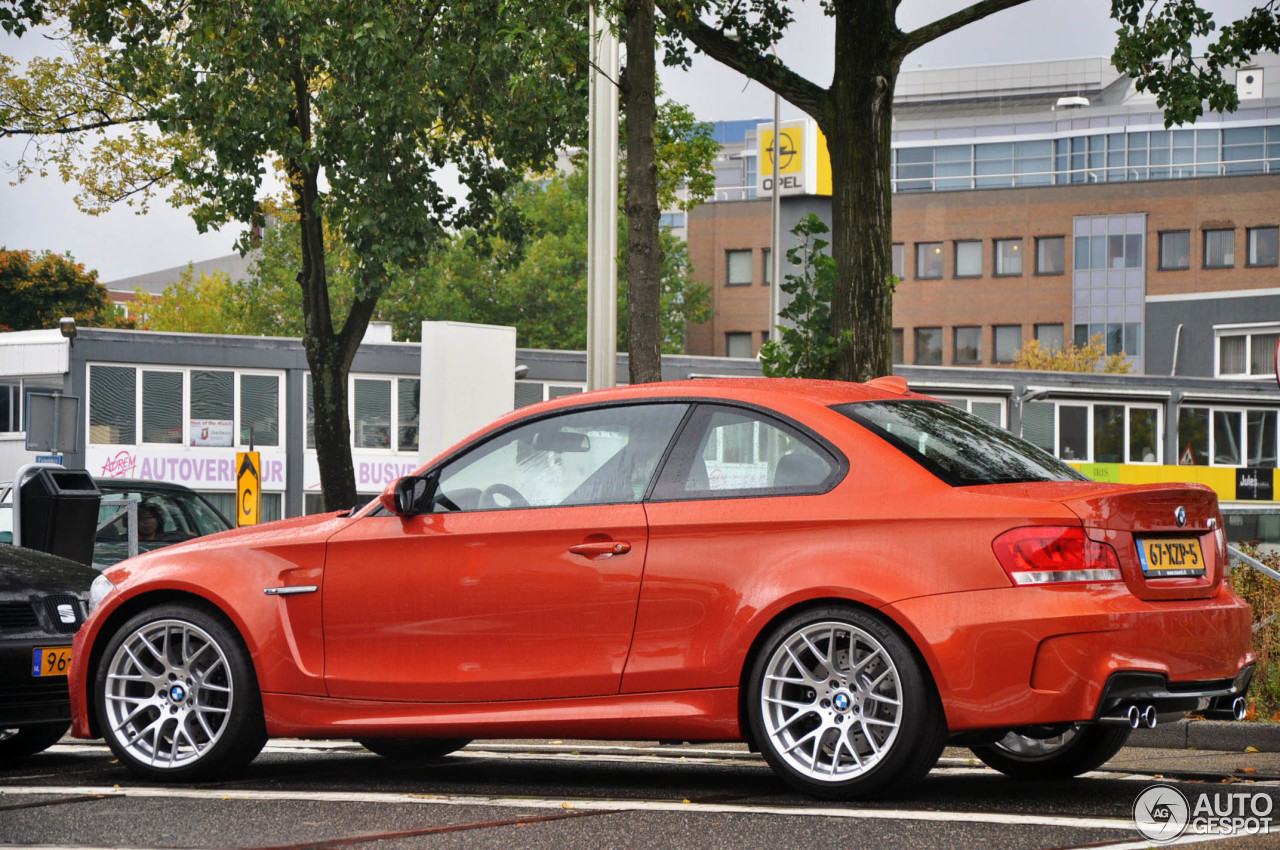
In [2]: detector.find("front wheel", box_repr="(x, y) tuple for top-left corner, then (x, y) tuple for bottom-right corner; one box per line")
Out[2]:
(970, 724), (1131, 780)
(0, 722), (70, 758)
(747, 605), (947, 800)
(95, 603), (267, 781)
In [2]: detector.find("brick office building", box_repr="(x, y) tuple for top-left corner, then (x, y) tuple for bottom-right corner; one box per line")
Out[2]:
(685, 55), (1280, 382)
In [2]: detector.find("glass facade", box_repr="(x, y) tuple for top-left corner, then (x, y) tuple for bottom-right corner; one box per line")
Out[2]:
(893, 124), (1280, 194)
(1072, 215), (1146, 372)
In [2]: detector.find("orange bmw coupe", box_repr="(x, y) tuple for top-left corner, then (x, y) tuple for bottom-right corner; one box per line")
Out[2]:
(70, 378), (1254, 798)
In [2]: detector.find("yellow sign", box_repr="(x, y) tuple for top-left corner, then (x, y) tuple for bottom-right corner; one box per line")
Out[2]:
(757, 119), (832, 198)
(236, 451), (261, 527)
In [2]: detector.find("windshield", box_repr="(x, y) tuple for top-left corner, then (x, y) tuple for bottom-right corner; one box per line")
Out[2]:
(94, 486), (232, 566)
(836, 400), (1087, 486)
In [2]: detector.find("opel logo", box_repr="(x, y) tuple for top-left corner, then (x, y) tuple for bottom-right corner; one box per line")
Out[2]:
(768, 133), (797, 171)
(1175, 506), (1187, 528)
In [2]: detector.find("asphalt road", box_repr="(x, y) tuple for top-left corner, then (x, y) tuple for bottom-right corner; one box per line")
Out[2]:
(4, 738), (1280, 849)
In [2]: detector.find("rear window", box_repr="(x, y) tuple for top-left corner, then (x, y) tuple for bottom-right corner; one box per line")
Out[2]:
(835, 400), (1087, 486)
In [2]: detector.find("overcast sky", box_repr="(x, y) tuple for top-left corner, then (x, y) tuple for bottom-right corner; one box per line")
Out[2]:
(0, 0), (1260, 282)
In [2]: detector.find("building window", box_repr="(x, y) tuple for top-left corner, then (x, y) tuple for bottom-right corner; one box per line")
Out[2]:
(914, 327), (942, 364)
(1248, 226), (1279, 267)
(398, 379), (420, 453)
(240, 374), (280, 447)
(190, 370), (234, 447)
(954, 241), (982, 277)
(762, 248), (771, 286)
(892, 328), (904, 365)
(1179, 406), (1278, 468)
(1075, 230), (1143, 270)
(1204, 229), (1235, 268)
(1035, 401), (1162, 464)
(1159, 230), (1191, 270)
(141, 370), (183, 444)
(354, 378), (392, 449)
(1035, 236), (1065, 274)
(993, 325), (1022, 363)
(994, 238), (1023, 275)
(89, 365), (137, 445)
(891, 243), (904, 279)
(953, 326), (982, 363)
(726, 332), (754, 358)
(1035, 324), (1065, 352)
(658, 212), (686, 230)
(915, 242), (943, 279)
(1217, 325), (1280, 377)
(726, 250), (753, 286)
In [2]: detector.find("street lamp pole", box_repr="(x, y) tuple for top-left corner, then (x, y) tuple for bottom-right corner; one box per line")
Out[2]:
(586, 8), (619, 391)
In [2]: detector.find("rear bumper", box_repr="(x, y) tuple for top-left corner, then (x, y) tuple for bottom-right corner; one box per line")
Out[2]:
(884, 582), (1255, 732)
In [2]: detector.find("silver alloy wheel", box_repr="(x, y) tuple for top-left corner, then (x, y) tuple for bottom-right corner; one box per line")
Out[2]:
(102, 618), (233, 769)
(991, 726), (1080, 757)
(759, 620), (904, 782)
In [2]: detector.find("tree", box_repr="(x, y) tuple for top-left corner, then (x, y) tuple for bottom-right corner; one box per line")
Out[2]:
(2, 2), (586, 510)
(1112, 1), (1280, 126)
(1012, 336), (1133, 374)
(0, 247), (125, 331)
(758, 215), (851, 379)
(129, 267), (250, 336)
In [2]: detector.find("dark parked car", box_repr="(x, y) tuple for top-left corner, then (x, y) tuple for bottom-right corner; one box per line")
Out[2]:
(1, 545), (95, 757)
(93, 479), (233, 567)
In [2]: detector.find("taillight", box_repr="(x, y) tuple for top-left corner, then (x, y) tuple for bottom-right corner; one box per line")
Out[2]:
(992, 526), (1123, 586)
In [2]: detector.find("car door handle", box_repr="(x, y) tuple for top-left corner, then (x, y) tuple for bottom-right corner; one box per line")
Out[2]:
(569, 540), (631, 557)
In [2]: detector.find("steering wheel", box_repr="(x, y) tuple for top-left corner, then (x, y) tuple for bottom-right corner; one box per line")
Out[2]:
(478, 483), (529, 510)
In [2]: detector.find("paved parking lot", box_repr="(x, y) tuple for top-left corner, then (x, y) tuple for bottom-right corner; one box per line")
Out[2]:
(4, 737), (1280, 848)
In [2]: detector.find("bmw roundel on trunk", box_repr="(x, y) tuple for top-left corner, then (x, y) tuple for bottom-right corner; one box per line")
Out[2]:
(69, 378), (1254, 799)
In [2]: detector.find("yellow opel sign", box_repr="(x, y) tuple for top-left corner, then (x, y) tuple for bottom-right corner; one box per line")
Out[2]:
(236, 451), (261, 527)
(757, 119), (832, 198)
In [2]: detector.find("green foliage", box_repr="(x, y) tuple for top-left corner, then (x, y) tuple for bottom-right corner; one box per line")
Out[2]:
(130, 267), (250, 335)
(1012, 335), (1134, 374)
(0, 247), (127, 331)
(1228, 544), (1280, 718)
(758, 214), (851, 379)
(1112, 1), (1280, 126)
(651, 98), (719, 211)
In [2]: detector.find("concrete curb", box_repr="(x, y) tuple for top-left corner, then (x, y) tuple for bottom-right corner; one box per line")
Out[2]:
(1128, 720), (1280, 752)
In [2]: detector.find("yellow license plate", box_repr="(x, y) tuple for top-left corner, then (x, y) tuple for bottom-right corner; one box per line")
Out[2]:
(1137, 537), (1206, 578)
(32, 646), (73, 677)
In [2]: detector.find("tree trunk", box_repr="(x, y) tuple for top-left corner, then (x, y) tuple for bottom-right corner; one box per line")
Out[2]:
(822, 4), (900, 382)
(623, 0), (662, 384)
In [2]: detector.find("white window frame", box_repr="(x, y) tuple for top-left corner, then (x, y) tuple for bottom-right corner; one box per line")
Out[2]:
(1181, 404), (1280, 467)
(930, 394), (1007, 428)
(1215, 322), (1280, 379)
(1050, 400), (1163, 465)
(345, 374), (421, 454)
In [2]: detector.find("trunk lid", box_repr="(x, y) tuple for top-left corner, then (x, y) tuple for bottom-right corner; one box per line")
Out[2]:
(969, 480), (1225, 600)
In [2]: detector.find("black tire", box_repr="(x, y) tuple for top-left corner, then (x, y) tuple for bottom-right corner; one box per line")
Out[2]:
(970, 724), (1131, 780)
(0, 722), (70, 758)
(94, 602), (267, 781)
(746, 605), (947, 800)
(357, 738), (472, 760)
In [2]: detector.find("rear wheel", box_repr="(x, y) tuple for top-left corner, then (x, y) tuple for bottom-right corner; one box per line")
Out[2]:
(970, 724), (1131, 780)
(358, 738), (472, 761)
(0, 722), (70, 757)
(747, 605), (946, 800)
(95, 603), (266, 781)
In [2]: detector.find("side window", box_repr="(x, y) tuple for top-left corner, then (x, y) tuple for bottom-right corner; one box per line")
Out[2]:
(433, 404), (688, 511)
(652, 405), (836, 500)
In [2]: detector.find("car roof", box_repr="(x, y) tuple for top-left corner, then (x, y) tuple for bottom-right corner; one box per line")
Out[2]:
(94, 478), (203, 495)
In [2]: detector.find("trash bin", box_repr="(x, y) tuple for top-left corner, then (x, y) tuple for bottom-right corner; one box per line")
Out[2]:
(20, 469), (102, 566)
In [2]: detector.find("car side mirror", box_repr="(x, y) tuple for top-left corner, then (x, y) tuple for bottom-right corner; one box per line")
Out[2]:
(380, 473), (438, 517)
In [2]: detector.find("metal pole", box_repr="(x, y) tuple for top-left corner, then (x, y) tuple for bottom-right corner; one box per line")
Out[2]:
(770, 91), (782, 339)
(586, 8), (619, 391)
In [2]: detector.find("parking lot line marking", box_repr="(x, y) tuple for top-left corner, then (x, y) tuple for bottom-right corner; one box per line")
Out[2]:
(0, 784), (1138, 832)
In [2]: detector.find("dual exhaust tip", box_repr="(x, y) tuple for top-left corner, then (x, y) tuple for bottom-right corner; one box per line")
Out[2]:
(1125, 704), (1159, 730)
(1107, 696), (1247, 727)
